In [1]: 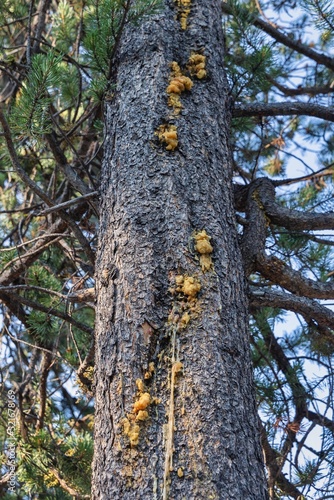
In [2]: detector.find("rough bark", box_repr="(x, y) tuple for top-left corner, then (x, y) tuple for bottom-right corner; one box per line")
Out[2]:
(92, 1), (268, 498)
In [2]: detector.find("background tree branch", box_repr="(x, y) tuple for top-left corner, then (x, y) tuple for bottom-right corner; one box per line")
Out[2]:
(233, 102), (334, 122)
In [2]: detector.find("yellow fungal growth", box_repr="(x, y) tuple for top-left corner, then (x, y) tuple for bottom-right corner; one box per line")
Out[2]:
(168, 273), (202, 333)
(168, 93), (182, 113)
(174, 274), (201, 299)
(180, 11), (190, 30)
(164, 130), (178, 150)
(195, 230), (213, 254)
(122, 379), (152, 446)
(175, 274), (184, 286)
(174, 0), (192, 30)
(194, 230), (213, 272)
(123, 418), (140, 446)
(179, 311), (190, 328)
(167, 63), (193, 115)
(182, 276), (201, 298)
(135, 410), (149, 421)
(199, 254), (212, 273)
(156, 124), (178, 151)
(167, 75), (193, 94)
(136, 378), (145, 393)
(170, 61), (182, 77)
(144, 362), (155, 380)
(188, 53), (207, 79)
(177, 467), (184, 478)
(133, 392), (151, 413)
(76, 365), (94, 394)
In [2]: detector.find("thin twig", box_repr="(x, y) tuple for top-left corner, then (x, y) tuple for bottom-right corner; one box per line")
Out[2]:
(38, 191), (98, 215)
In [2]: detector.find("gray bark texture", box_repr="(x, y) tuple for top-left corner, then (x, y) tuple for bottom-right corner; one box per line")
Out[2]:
(92, 1), (268, 498)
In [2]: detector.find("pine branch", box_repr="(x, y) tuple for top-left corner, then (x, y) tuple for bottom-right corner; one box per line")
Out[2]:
(236, 177), (334, 296)
(38, 191), (98, 215)
(235, 177), (334, 231)
(256, 253), (334, 299)
(222, 1), (334, 71)
(36, 352), (52, 431)
(77, 339), (95, 388)
(0, 110), (96, 264)
(0, 290), (93, 335)
(269, 79), (334, 97)
(238, 179), (267, 275)
(0, 62), (22, 90)
(254, 316), (308, 479)
(50, 468), (90, 499)
(4, 324), (69, 359)
(254, 315), (308, 411)
(46, 132), (93, 196)
(49, 113), (98, 191)
(0, 284), (95, 305)
(0, 233), (73, 254)
(18, 349), (39, 393)
(233, 102), (334, 122)
(271, 164), (334, 187)
(306, 410), (334, 433)
(29, 35), (92, 80)
(0, 109), (57, 206)
(0, 293), (28, 326)
(260, 421), (303, 499)
(67, 288), (95, 304)
(0, 203), (42, 214)
(254, 313), (334, 489)
(26, 0), (34, 65)
(0, 232), (65, 283)
(258, 176), (334, 229)
(62, 102), (100, 139)
(250, 288), (334, 340)
(106, 0), (132, 81)
(31, 0), (51, 54)
(46, 132), (99, 215)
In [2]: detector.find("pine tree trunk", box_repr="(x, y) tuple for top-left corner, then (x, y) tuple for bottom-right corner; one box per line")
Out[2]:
(92, 1), (268, 498)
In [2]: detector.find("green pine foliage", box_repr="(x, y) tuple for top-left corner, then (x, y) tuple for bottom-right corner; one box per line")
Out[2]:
(0, 0), (28, 26)
(27, 264), (62, 294)
(10, 52), (64, 137)
(16, 428), (93, 496)
(302, 0), (334, 45)
(51, 0), (79, 54)
(27, 311), (60, 346)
